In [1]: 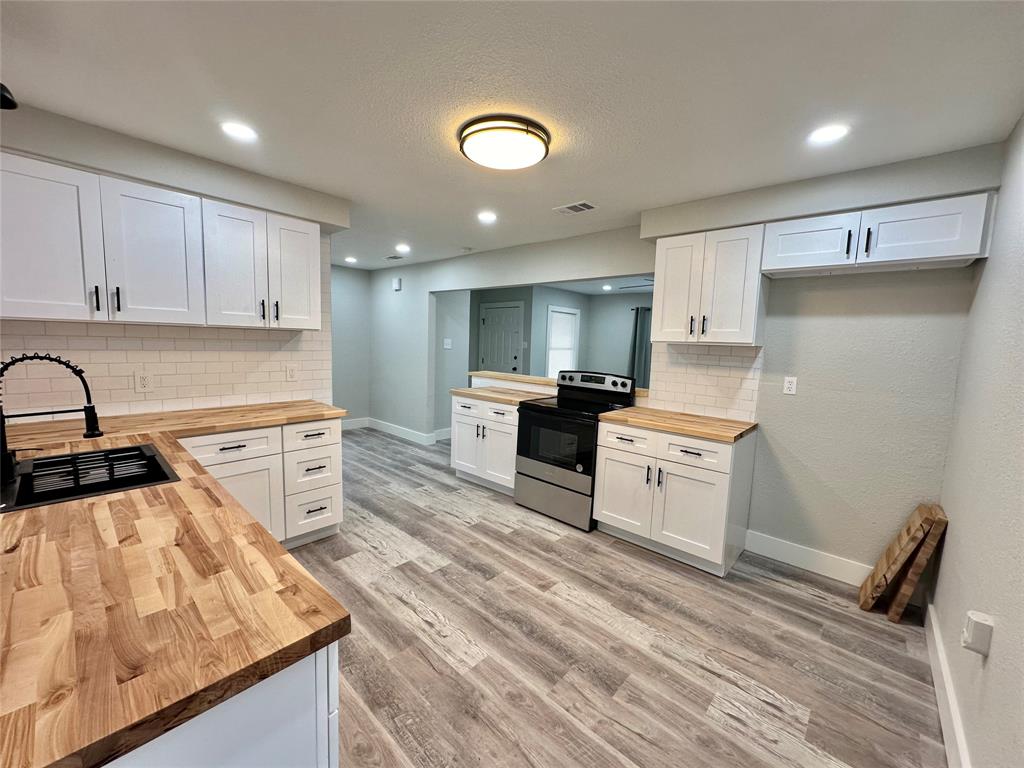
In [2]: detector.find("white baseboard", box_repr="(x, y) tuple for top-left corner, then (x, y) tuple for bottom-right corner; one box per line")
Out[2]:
(926, 604), (971, 768)
(356, 418), (436, 445)
(744, 529), (872, 586)
(341, 416), (370, 430)
(434, 428), (451, 441)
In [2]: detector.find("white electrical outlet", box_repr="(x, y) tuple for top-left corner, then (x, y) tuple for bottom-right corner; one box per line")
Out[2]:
(961, 611), (994, 656)
(285, 363), (299, 382)
(783, 376), (798, 395)
(134, 370), (155, 393)
(443, 338), (453, 350)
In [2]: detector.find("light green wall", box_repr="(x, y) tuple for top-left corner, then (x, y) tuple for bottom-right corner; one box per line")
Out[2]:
(330, 266), (371, 417)
(583, 292), (653, 377)
(432, 290), (471, 432)
(529, 286), (591, 376)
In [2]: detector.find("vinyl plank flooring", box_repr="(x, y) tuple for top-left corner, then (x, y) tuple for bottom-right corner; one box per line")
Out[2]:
(294, 428), (946, 768)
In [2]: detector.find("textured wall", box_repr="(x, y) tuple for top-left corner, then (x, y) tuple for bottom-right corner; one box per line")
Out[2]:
(934, 117), (1024, 767)
(331, 265), (371, 418)
(433, 290), (471, 431)
(0, 240), (333, 418)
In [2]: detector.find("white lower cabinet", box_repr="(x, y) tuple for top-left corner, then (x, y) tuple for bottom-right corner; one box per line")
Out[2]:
(451, 403), (518, 492)
(593, 424), (756, 577)
(182, 418), (343, 546)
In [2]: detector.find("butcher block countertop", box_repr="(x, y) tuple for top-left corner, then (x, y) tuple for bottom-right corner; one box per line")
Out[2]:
(449, 386), (543, 406)
(5, 400), (348, 451)
(600, 406), (757, 443)
(0, 412), (351, 768)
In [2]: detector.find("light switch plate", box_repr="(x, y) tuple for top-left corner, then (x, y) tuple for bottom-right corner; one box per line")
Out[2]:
(443, 338), (453, 350)
(134, 370), (155, 393)
(783, 376), (798, 395)
(392, 277), (402, 292)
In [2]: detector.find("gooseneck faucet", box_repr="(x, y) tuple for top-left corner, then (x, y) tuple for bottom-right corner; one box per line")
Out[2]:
(1, 353), (104, 485)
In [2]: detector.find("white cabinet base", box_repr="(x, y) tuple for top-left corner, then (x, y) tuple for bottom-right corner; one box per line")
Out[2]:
(596, 521), (731, 578)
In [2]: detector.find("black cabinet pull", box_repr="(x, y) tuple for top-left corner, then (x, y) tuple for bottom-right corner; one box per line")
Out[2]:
(260, 299), (267, 320)
(303, 431), (326, 438)
(845, 229), (852, 256)
(459, 404), (472, 409)
(115, 286), (122, 312)
(304, 464), (327, 473)
(679, 448), (703, 457)
(701, 315), (708, 335)
(657, 467), (663, 487)
(481, 425), (487, 439)
(689, 315), (695, 335)
(615, 436), (634, 443)
(218, 443), (247, 451)
(864, 227), (872, 256)
(491, 410), (506, 416)
(94, 285), (101, 312)
(476, 424), (480, 438)
(646, 465), (652, 485)
(274, 300), (280, 321)
(305, 505), (327, 515)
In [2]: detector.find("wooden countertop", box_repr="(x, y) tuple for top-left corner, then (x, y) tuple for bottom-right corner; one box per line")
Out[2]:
(0, 424), (351, 767)
(599, 406), (757, 443)
(5, 400), (348, 451)
(468, 370), (650, 398)
(449, 386), (544, 406)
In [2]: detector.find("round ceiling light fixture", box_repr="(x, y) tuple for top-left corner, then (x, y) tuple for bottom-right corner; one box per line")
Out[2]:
(459, 115), (550, 170)
(602, 284), (613, 292)
(220, 121), (258, 142)
(395, 242), (411, 254)
(477, 210), (498, 224)
(807, 123), (850, 146)
(344, 256), (358, 264)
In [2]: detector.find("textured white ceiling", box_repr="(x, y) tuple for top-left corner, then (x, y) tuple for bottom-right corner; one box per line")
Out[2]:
(2, 1), (1022, 270)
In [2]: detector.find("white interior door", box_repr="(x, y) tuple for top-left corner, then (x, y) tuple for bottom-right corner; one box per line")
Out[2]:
(451, 414), (482, 473)
(480, 420), (517, 487)
(208, 454), (286, 541)
(0, 152), (107, 321)
(651, 460), (727, 564)
(651, 232), (704, 342)
(268, 214), (321, 330)
(101, 178), (206, 324)
(857, 193), (989, 264)
(762, 212), (861, 273)
(545, 305), (580, 377)
(203, 199), (269, 327)
(479, 303), (524, 373)
(593, 448), (655, 536)
(698, 224), (764, 344)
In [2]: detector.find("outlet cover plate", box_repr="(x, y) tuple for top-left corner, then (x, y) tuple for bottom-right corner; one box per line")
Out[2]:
(783, 376), (798, 395)
(134, 370), (155, 393)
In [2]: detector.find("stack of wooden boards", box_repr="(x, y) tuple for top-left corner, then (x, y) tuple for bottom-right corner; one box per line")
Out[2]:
(859, 503), (949, 622)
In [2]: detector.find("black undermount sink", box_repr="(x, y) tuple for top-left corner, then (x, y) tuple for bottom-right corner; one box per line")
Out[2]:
(0, 444), (179, 513)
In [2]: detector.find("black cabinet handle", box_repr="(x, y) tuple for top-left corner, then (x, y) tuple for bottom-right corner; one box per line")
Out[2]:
(303, 431), (326, 439)
(679, 448), (703, 457)
(476, 424), (480, 438)
(689, 315), (695, 335)
(94, 285), (101, 312)
(260, 299), (267, 320)
(115, 286), (122, 312)
(491, 410), (506, 416)
(701, 315), (708, 335)
(646, 465), (652, 485)
(616, 436), (634, 443)
(481, 425), (487, 439)
(845, 229), (852, 256)
(219, 443), (247, 451)
(304, 464), (327, 473)
(657, 467), (663, 487)
(274, 300), (280, 321)
(864, 227), (872, 256)
(460, 404), (472, 409)
(305, 505), (328, 515)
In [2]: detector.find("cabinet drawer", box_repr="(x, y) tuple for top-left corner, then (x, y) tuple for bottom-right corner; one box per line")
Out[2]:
(282, 419), (342, 452)
(285, 483), (342, 539)
(656, 432), (732, 474)
(284, 445), (341, 496)
(179, 427), (282, 467)
(452, 397), (484, 417)
(598, 422), (654, 456)
(479, 403), (519, 426)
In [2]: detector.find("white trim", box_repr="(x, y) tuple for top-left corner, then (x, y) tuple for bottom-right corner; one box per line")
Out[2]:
(744, 529), (872, 586)
(341, 416), (370, 430)
(347, 418), (436, 445)
(434, 428), (451, 441)
(545, 304), (581, 377)
(926, 604), (971, 768)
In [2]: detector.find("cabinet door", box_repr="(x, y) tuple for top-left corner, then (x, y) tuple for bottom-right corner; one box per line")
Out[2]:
(857, 193), (989, 265)
(651, 460), (728, 564)
(101, 178), (206, 324)
(0, 152), (107, 321)
(480, 419), (516, 488)
(451, 414), (481, 474)
(651, 232), (705, 342)
(698, 224), (765, 344)
(762, 212), (861, 273)
(208, 454), (285, 541)
(593, 447), (654, 537)
(268, 214), (321, 330)
(203, 199), (269, 327)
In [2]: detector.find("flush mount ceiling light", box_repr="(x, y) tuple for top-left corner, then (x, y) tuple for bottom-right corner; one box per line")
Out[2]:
(602, 284), (613, 291)
(477, 210), (498, 224)
(395, 242), (411, 254)
(807, 123), (849, 146)
(344, 256), (357, 264)
(459, 115), (550, 170)
(220, 121), (258, 142)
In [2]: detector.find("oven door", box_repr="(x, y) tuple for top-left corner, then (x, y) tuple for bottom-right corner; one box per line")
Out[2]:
(516, 408), (596, 492)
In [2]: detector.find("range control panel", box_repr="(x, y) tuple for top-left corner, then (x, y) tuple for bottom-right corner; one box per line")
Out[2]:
(556, 370), (636, 394)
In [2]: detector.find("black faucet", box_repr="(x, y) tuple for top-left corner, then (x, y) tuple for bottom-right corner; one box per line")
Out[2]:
(1, 353), (103, 485)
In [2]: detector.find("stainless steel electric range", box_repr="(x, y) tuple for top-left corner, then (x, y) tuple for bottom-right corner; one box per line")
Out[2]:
(514, 371), (635, 530)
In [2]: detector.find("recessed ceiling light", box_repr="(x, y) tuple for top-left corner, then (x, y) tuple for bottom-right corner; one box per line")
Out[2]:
(220, 121), (258, 142)
(395, 243), (411, 254)
(459, 115), (550, 170)
(477, 210), (498, 224)
(344, 256), (357, 264)
(602, 284), (613, 292)
(807, 123), (849, 146)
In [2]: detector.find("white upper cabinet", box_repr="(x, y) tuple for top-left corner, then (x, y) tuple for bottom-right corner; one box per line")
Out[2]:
(651, 232), (704, 342)
(651, 224), (765, 346)
(857, 193), (989, 265)
(0, 152), (107, 321)
(100, 178), (206, 325)
(268, 214), (321, 330)
(203, 200), (269, 327)
(762, 212), (861, 275)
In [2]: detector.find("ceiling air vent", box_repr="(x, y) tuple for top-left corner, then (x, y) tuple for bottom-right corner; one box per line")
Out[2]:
(383, 254), (406, 261)
(553, 200), (597, 216)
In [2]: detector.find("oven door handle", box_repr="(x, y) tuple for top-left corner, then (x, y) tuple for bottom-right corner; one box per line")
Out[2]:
(519, 411), (596, 427)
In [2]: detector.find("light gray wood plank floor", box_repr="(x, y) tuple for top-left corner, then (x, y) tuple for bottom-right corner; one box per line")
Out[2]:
(294, 428), (945, 768)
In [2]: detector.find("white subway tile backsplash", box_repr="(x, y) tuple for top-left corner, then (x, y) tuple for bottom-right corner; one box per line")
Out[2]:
(646, 341), (762, 421)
